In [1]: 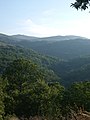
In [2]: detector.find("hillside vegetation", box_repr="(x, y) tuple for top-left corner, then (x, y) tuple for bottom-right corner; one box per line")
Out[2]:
(0, 33), (90, 119)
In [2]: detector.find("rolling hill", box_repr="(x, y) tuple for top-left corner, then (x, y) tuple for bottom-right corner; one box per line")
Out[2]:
(0, 33), (90, 60)
(0, 33), (90, 86)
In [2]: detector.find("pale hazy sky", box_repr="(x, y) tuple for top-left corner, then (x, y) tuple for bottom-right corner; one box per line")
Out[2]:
(0, 0), (90, 38)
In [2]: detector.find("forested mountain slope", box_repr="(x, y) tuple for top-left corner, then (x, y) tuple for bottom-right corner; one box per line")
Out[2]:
(49, 56), (90, 86)
(0, 42), (61, 83)
(1, 33), (90, 59)
(18, 39), (90, 59)
(0, 33), (90, 120)
(0, 33), (90, 86)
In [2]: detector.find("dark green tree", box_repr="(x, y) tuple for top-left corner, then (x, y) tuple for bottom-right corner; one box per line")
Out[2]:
(48, 82), (64, 119)
(3, 59), (44, 115)
(17, 80), (50, 117)
(71, 0), (90, 10)
(62, 81), (90, 114)
(3, 59), (43, 92)
(2, 59), (64, 119)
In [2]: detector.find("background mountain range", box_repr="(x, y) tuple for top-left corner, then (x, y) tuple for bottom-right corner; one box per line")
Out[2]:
(0, 33), (90, 86)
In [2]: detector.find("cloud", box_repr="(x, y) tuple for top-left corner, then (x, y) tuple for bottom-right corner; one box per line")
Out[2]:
(16, 15), (90, 38)
(19, 18), (63, 37)
(63, 17), (90, 38)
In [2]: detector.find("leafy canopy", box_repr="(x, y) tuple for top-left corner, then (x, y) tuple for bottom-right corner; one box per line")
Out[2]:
(2, 59), (64, 118)
(71, 0), (90, 10)
(63, 81), (90, 112)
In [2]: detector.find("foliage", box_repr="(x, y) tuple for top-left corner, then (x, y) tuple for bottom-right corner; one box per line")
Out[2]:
(0, 45), (56, 73)
(0, 58), (90, 119)
(14, 80), (64, 119)
(0, 33), (90, 119)
(0, 44), (60, 83)
(62, 81), (90, 116)
(2, 59), (43, 115)
(0, 77), (5, 120)
(17, 39), (90, 60)
(71, 0), (90, 10)
(2, 59), (64, 119)
(50, 56), (90, 86)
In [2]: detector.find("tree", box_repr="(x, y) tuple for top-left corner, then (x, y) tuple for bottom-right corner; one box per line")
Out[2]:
(17, 80), (51, 117)
(0, 77), (5, 120)
(3, 59), (44, 92)
(48, 82), (65, 119)
(71, 0), (90, 10)
(62, 81), (90, 113)
(2, 59), (44, 115)
(2, 59), (65, 119)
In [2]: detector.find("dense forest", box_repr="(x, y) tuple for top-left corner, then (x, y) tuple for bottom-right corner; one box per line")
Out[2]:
(0, 34), (90, 120)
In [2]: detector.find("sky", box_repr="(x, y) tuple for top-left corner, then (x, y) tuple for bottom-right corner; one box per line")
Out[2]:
(0, 0), (90, 38)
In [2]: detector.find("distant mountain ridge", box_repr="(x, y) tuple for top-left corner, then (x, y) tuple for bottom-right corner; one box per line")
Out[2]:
(11, 34), (88, 42)
(0, 33), (90, 60)
(37, 35), (87, 42)
(11, 34), (38, 41)
(0, 33), (88, 42)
